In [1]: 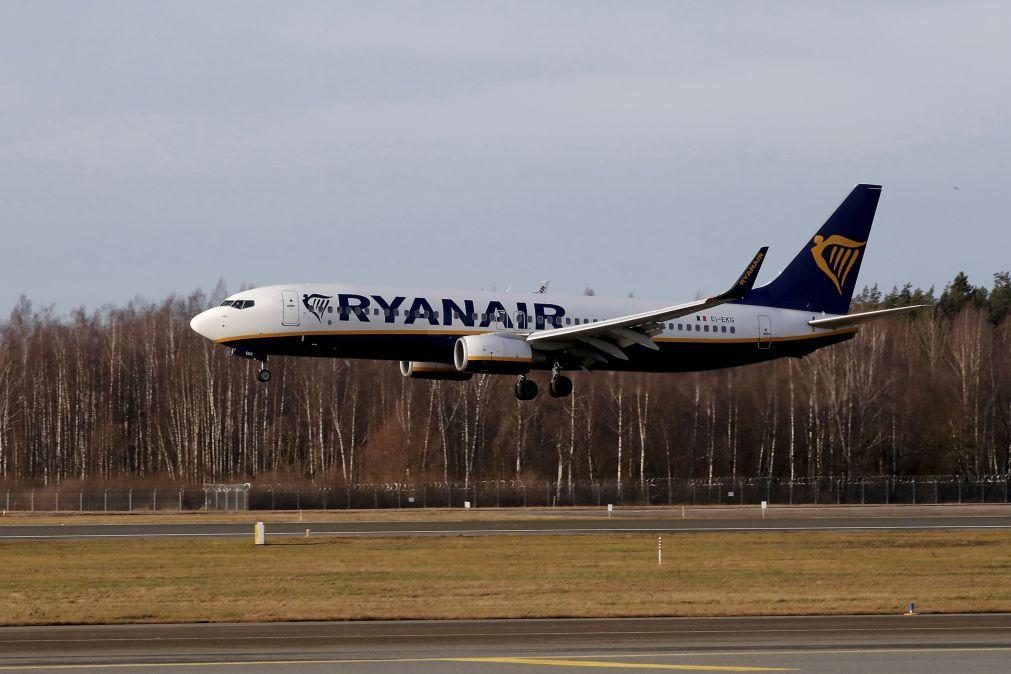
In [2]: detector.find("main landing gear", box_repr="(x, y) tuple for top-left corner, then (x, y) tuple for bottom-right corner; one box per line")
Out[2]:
(515, 376), (538, 401)
(514, 365), (573, 401)
(549, 362), (572, 398)
(256, 366), (271, 383)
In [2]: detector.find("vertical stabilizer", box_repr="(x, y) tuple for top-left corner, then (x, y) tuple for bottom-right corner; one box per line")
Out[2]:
(741, 184), (881, 315)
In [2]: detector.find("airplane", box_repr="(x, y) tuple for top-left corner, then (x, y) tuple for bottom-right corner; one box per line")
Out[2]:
(189, 184), (927, 401)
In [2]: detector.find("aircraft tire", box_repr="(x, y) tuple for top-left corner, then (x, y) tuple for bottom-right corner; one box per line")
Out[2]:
(515, 378), (538, 401)
(549, 375), (573, 398)
(257, 368), (271, 383)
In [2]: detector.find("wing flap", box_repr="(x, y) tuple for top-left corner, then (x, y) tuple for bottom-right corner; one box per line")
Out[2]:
(527, 247), (768, 346)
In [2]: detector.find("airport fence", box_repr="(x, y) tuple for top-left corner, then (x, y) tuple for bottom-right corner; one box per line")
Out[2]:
(1, 475), (1010, 512)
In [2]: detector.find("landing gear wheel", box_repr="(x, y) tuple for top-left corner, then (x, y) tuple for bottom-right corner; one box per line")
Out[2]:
(256, 368), (271, 383)
(549, 374), (573, 398)
(515, 377), (538, 401)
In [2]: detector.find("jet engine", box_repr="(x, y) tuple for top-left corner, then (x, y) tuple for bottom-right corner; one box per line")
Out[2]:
(399, 361), (473, 381)
(454, 334), (536, 374)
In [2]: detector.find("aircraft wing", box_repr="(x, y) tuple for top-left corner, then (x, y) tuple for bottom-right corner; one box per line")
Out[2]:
(807, 304), (930, 329)
(526, 247), (768, 364)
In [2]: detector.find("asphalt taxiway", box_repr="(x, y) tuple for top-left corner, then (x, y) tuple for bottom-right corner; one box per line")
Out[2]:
(1, 614), (1009, 673)
(2, 505), (1010, 540)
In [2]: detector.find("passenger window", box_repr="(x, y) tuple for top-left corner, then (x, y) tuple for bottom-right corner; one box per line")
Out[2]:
(730, 326), (736, 334)
(704, 325), (709, 332)
(695, 324), (700, 332)
(677, 323), (682, 331)
(328, 306), (334, 313)
(721, 325), (727, 333)
(566, 317), (571, 325)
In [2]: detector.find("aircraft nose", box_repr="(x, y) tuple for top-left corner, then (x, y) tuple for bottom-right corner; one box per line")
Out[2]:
(190, 309), (218, 340)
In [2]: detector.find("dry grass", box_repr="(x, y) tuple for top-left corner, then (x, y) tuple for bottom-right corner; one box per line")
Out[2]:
(2, 531), (1010, 625)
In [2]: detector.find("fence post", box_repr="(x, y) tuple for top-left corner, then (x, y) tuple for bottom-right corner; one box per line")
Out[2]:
(957, 476), (961, 504)
(912, 479), (916, 504)
(55, 491), (59, 512)
(104, 490), (107, 512)
(5, 490), (8, 511)
(80, 490), (83, 512)
(30, 491), (34, 512)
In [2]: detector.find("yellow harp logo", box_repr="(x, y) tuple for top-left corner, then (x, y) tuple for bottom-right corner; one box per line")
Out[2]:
(810, 234), (866, 294)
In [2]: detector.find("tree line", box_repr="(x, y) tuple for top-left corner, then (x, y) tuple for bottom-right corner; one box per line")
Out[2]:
(0, 271), (1008, 487)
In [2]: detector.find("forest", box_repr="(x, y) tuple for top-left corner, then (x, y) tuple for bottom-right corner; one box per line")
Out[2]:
(0, 271), (1008, 488)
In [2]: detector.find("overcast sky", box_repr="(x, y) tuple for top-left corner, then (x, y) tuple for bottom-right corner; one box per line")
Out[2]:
(2, 1), (1008, 313)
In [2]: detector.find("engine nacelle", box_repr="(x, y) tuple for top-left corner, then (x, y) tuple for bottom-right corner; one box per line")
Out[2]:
(399, 361), (473, 381)
(454, 334), (535, 374)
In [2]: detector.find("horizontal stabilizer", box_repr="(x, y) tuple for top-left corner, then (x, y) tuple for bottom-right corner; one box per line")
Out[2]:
(807, 304), (930, 329)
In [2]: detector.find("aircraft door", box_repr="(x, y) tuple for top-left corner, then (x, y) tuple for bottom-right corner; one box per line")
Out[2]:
(515, 311), (527, 330)
(281, 290), (300, 326)
(758, 315), (772, 350)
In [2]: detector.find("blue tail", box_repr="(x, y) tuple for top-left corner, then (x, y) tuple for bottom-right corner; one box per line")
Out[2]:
(741, 184), (882, 315)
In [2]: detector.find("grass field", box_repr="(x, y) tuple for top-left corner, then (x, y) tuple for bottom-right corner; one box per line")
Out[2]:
(2, 530), (1010, 625)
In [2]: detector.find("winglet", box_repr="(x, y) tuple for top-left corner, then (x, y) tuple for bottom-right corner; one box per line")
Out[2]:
(715, 246), (768, 300)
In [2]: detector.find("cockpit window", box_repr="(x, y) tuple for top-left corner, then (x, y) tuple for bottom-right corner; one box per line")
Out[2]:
(220, 299), (255, 309)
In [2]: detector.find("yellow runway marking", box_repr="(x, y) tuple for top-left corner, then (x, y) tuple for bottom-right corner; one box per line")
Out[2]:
(444, 659), (794, 672)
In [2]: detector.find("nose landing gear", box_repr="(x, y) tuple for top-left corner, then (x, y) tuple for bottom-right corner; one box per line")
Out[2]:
(232, 348), (271, 383)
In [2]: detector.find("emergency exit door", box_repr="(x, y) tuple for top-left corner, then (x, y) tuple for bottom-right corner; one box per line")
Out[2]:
(758, 315), (772, 349)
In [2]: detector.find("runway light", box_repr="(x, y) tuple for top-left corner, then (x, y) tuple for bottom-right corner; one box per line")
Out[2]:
(254, 522), (265, 545)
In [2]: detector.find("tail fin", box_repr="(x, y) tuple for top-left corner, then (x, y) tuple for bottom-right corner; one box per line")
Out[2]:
(741, 184), (882, 315)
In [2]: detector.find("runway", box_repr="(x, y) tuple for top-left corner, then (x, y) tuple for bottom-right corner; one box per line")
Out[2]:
(1, 615), (1009, 673)
(2, 506), (1011, 540)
